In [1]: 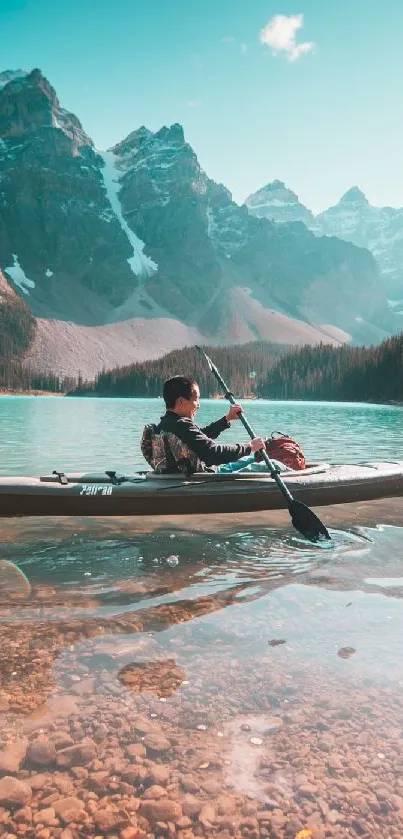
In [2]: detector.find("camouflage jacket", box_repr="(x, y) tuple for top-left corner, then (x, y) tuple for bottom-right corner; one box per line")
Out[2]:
(141, 411), (251, 475)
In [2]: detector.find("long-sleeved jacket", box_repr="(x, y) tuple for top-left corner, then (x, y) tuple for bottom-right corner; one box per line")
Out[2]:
(155, 410), (252, 471)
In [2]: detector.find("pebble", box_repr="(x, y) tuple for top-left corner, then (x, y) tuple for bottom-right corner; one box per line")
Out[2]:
(143, 734), (172, 753)
(0, 777), (32, 806)
(56, 741), (97, 767)
(2, 546), (403, 839)
(0, 740), (28, 773)
(52, 796), (86, 824)
(142, 784), (168, 800)
(26, 736), (57, 767)
(139, 798), (183, 824)
(32, 806), (56, 825)
(93, 806), (123, 831)
(199, 802), (216, 826)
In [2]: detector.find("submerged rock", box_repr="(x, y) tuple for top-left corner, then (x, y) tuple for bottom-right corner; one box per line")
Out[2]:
(0, 776), (32, 806)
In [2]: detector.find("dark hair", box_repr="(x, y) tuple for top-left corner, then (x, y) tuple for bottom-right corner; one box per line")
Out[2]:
(163, 376), (197, 409)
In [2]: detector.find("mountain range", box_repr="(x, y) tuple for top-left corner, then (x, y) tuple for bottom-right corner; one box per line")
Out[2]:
(0, 69), (400, 379)
(246, 181), (403, 303)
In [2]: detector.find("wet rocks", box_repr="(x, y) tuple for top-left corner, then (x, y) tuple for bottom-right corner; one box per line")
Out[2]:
(142, 784), (168, 799)
(32, 806), (56, 825)
(3, 530), (403, 839)
(118, 659), (185, 697)
(338, 646), (356, 659)
(143, 733), (172, 754)
(126, 743), (146, 760)
(26, 736), (57, 767)
(56, 740), (97, 767)
(52, 796), (86, 823)
(93, 805), (125, 832)
(139, 797), (182, 824)
(0, 776), (32, 806)
(198, 802), (216, 827)
(0, 740), (28, 773)
(146, 764), (170, 785)
(181, 794), (203, 817)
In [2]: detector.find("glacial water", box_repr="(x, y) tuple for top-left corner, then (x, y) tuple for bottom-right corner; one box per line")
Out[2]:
(0, 396), (403, 838)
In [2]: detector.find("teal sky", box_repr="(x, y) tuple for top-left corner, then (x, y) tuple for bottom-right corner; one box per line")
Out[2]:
(1, 0), (402, 213)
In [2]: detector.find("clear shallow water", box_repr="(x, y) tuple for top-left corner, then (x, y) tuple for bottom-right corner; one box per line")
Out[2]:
(0, 395), (402, 474)
(1, 397), (403, 836)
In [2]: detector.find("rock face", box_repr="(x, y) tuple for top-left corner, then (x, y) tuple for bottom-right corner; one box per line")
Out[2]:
(317, 187), (403, 298)
(0, 69), (150, 323)
(112, 127), (391, 343)
(0, 68), (398, 377)
(247, 182), (403, 300)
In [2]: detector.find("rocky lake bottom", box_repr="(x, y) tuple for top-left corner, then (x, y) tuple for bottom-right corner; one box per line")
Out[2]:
(1, 501), (403, 839)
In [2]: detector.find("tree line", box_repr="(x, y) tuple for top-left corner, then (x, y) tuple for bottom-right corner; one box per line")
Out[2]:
(0, 295), (75, 392)
(2, 331), (402, 402)
(67, 342), (289, 398)
(0, 293), (36, 357)
(0, 360), (76, 393)
(68, 334), (403, 403)
(256, 334), (403, 402)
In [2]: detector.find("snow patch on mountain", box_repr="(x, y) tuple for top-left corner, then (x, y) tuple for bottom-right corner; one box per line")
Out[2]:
(100, 151), (158, 276)
(5, 254), (35, 294)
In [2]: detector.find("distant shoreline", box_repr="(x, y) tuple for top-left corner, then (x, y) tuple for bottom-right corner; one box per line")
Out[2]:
(0, 390), (402, 406)
(0, 390), (66, 397)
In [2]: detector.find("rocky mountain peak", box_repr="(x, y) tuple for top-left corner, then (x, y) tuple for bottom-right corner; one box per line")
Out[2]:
(245, 179), (315, 227)
(112, 125), (153, 157)
(0, 68), (92, 150)
(0, 68), (55, 138)
(247, 179), (299, 206)
(339, 186), (369, 206)
(0, 69), (28, 89)
(155, 122), (185, 146)
(111, 123), (189, 176)
(0, 66), (397, 374)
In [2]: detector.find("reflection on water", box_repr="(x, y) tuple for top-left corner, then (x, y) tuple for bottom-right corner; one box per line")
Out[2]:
(1, 523), (403, 837)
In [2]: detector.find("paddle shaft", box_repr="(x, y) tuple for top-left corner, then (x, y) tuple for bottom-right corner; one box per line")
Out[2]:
(202, 354), (294, 506)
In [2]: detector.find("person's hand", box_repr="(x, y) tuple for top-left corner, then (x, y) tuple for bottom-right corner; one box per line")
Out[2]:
(226, 404), (243, 422)
(250, 437), (265, 453)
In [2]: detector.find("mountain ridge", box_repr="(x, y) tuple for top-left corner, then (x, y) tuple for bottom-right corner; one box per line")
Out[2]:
(0, 68), (398, 378)
(246, 180), (403, 300)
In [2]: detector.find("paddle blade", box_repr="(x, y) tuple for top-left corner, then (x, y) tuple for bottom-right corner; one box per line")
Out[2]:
(289, 499), (331, 543)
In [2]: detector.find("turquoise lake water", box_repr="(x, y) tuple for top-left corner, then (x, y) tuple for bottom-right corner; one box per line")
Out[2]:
(0, 395), (402, 475)
(1, 397), (403, 836)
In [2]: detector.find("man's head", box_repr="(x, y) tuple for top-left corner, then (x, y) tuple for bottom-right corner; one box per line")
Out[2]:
(163, 376), (200, 419)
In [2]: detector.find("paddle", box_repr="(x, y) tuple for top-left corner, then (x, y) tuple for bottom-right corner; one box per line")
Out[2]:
(195, 346), (331, 543)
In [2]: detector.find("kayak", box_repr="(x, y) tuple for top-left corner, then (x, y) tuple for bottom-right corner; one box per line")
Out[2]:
(0, 461), (403, 517)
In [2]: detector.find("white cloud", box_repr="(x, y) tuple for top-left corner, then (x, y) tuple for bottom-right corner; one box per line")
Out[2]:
(259, 13), (315, 62)
(187, 99), (202, 108)
(221, 35), (235, 43)
(240, 43), (248, 55)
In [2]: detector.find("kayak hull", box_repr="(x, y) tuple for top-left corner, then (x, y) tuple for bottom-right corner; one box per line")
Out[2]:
(1, 462), (403, 517)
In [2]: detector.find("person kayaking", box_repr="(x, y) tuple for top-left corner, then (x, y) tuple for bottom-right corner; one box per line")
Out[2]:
(141, 375), (268, 475)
